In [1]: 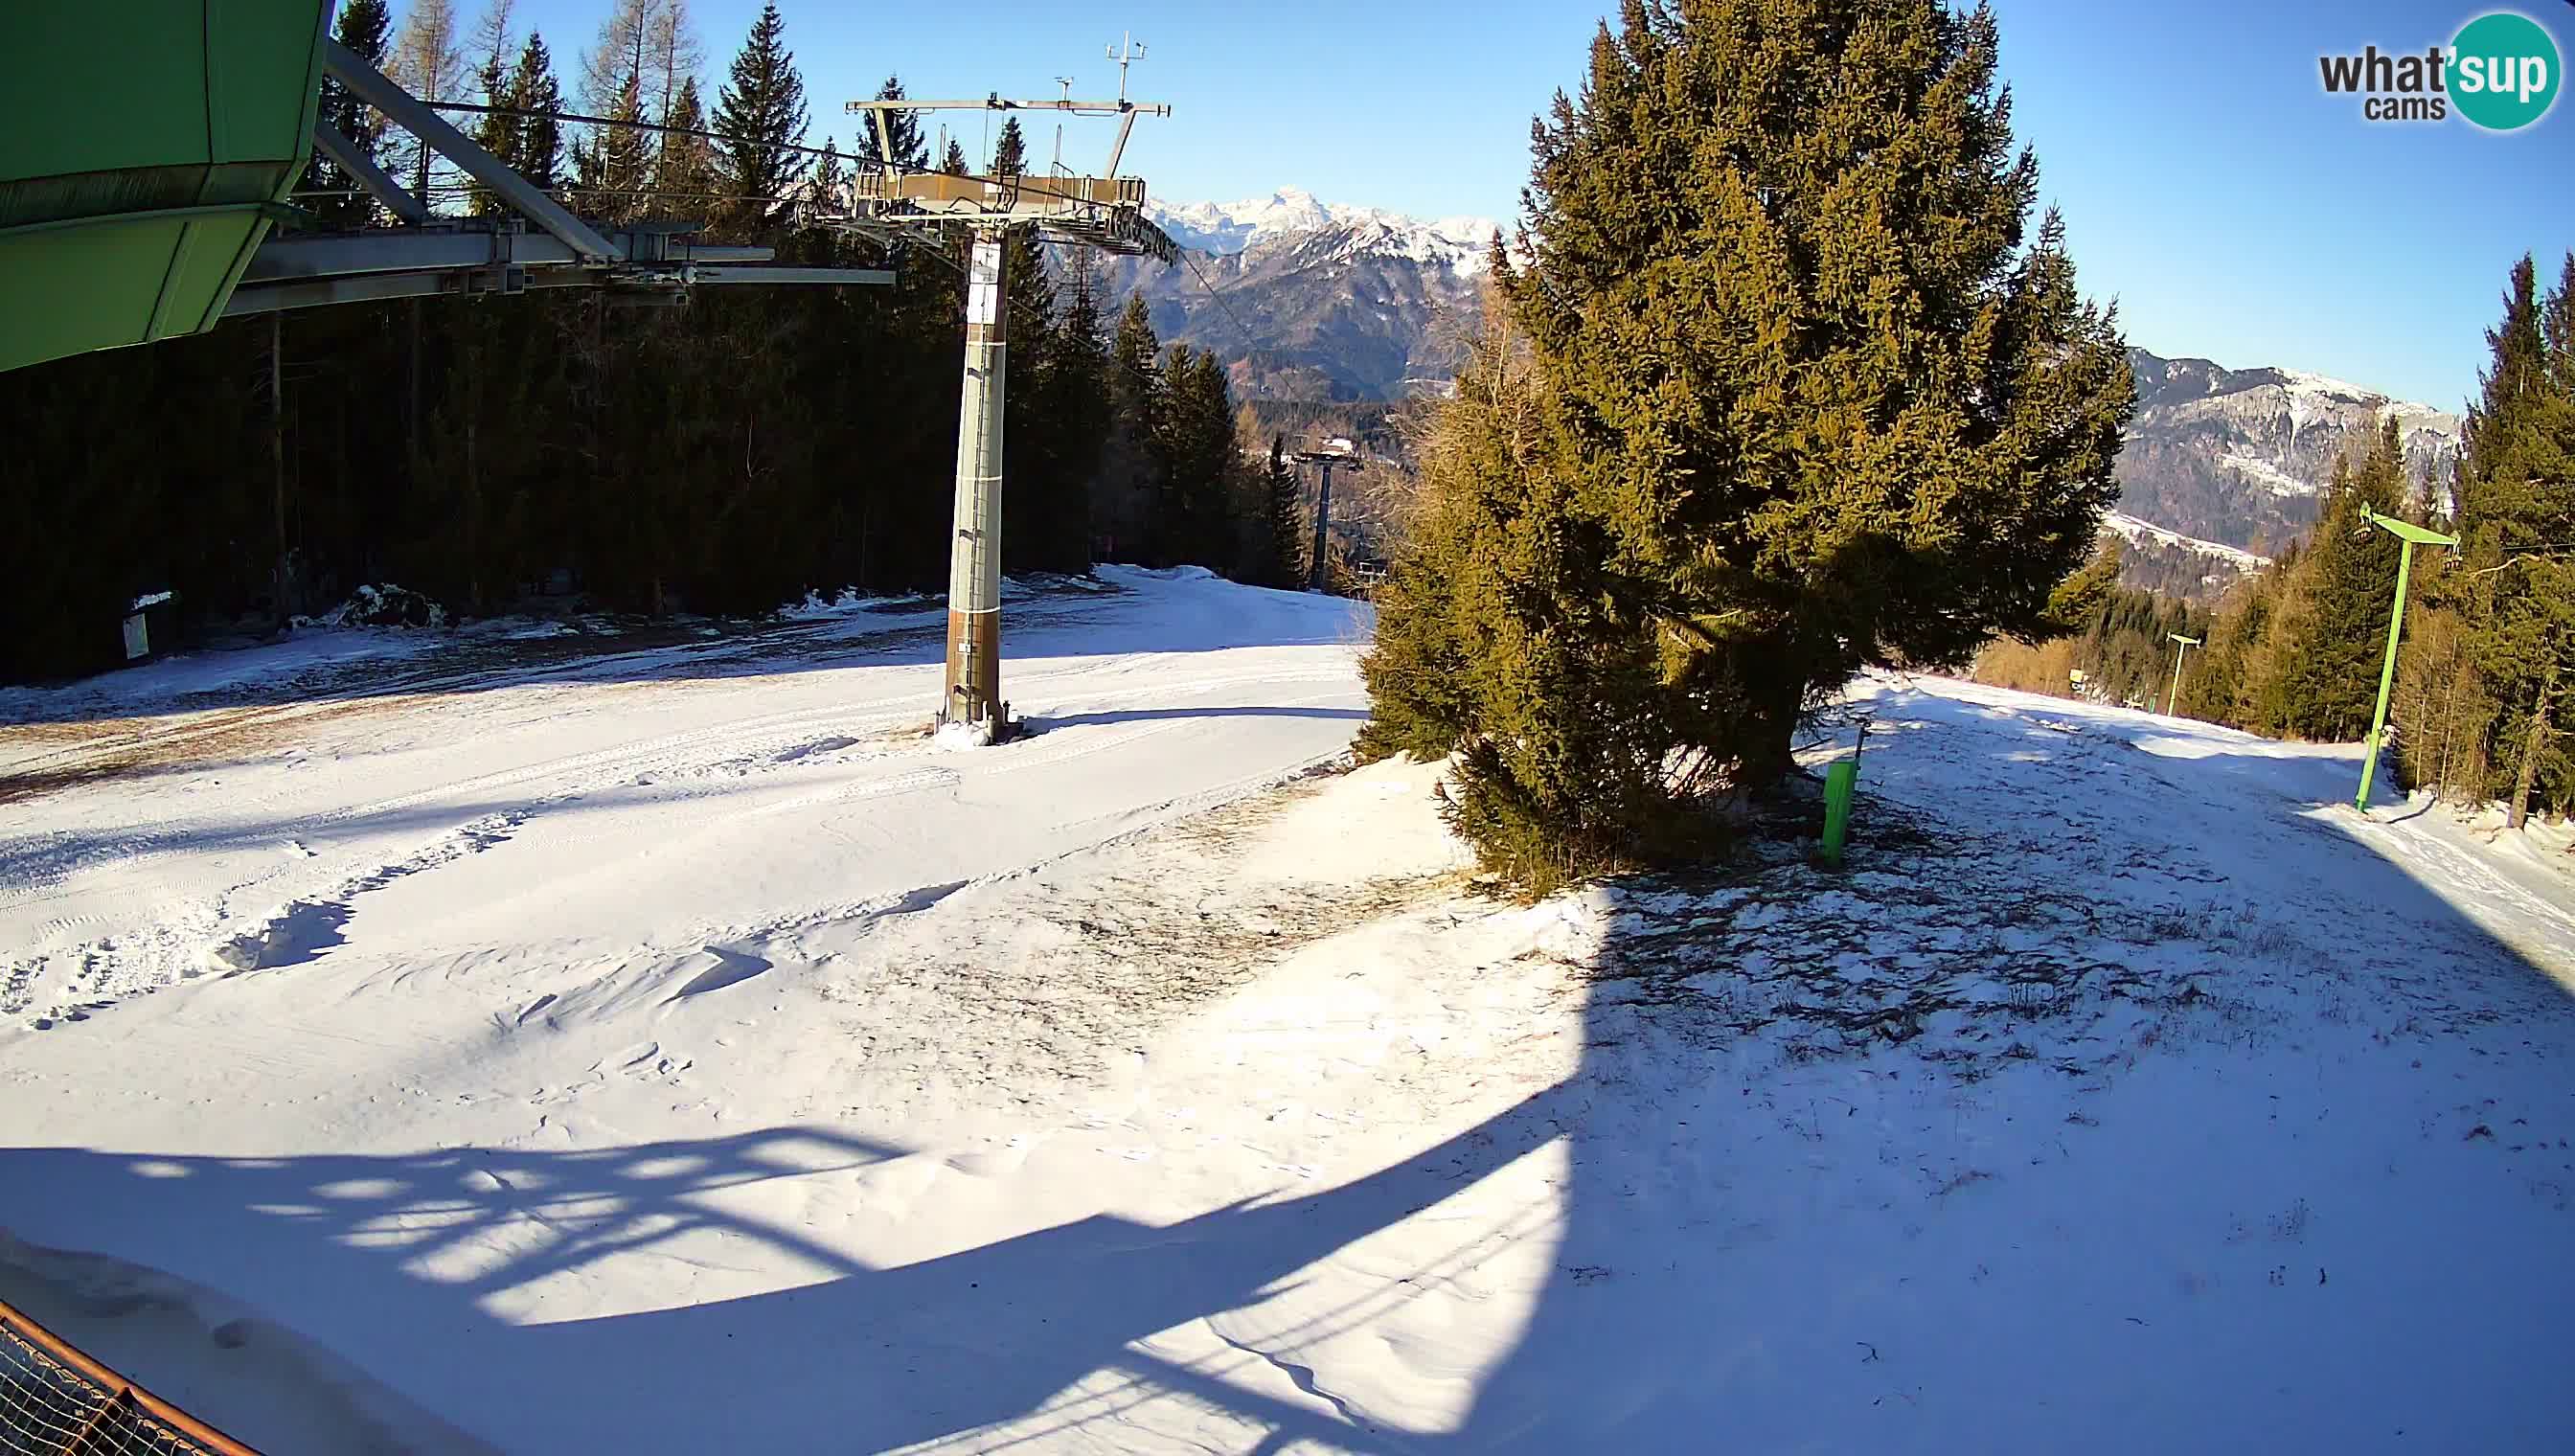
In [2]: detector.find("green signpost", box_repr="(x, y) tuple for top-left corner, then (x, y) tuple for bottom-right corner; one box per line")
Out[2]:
(2354, 507), (2461, 812)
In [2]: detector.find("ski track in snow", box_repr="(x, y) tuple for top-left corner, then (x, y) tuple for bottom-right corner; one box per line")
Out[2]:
(0, 573), (1369, 1025)
(2, 572), (2572, 1454)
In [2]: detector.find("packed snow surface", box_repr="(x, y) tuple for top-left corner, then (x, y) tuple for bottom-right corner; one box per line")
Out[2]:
(4, 569), (2572, 1454)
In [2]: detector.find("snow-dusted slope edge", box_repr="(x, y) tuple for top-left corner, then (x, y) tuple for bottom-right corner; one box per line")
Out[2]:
(2105, 510), (2274, 568)
(3, 576), (2571, 1453)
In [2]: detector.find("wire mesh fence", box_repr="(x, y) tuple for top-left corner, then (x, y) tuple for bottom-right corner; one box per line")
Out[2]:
(0, 1298), (258, 1456)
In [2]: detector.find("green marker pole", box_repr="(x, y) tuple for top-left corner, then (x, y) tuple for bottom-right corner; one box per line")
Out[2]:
(1818, 717), (1869, 868)
(2355, 508), (2459, 813)
(1820, 760), (1857, 867)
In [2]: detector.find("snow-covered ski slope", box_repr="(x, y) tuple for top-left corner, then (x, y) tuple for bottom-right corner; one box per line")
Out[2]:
(3, 570), (2571, 1454)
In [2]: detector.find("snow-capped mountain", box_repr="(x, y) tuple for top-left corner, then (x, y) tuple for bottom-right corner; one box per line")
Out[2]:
(1094, 195), (2465, 572)
(2117, 349), (2462, 556)
(1082, 188), (1499, 400)
(1147, 188), (1500, 277)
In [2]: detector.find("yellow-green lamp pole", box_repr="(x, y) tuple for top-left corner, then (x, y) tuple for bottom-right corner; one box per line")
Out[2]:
(2165, 633), (2201, 717)
(2355, 507), (2460, 812)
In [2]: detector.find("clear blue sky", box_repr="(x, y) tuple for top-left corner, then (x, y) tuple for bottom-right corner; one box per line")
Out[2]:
(498, 0), (2572, 408)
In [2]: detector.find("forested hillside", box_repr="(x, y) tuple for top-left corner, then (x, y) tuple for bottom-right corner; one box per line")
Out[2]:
(1976, 253), (2575, 827)
(0, 0), (1298, 684)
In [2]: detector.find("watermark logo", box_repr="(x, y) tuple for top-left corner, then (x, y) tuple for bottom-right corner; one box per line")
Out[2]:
(2318, 10), (2561, 130)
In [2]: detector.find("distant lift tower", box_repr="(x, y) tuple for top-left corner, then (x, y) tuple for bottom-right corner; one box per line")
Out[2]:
(842, 53), (1175, 739)
(2164, 633), (2200, 717)
(1290, 447), (1363, 593)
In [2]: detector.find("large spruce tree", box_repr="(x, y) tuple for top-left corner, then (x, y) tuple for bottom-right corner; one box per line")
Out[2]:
(990, 118), (1029, 177)
(1366, 0), (2133, 888)
(853, 77), (927, 175)
(712, 2), (808, 227)
(2456, 254), (2575, 826)
(1096, 295), (1167, 561)
(649, 76), (717, 218)
(305, 0), (394, 229)
(1264, 438), (1307, 589)
(2241, 421), (2409, 742)
(510, 34), (566, 192)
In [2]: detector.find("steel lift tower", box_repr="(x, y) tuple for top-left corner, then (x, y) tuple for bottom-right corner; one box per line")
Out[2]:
(1289, 446), (1365, 593)
(842, 48), (1175, 739)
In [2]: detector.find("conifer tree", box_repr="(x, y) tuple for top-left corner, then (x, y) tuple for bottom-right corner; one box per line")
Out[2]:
(583, 64), (652, 223)
(853, 77), (926, 175)
(2455, 253), (2575, 826)
(1156, 345), (1242, 569)
(1361, 271), (1677, 889)
(1265, 437), (1307, 588)
(306, 0), (395, 229)
(510, 34), (565, 192)
(2189, 564), (2284, 726)
(467, 45), (516, 216)
(1365, 1), (2132, 887)
(942, 140), (969, 176)
(999, 235), (1062, 571)
(2391, 547), (2495, 804)
(649, 76), (716, 218)
(809, 136), (845, 216)
(991, 117), (1028, 177)
(1041, 259), (1115, 566)
(712, 2), (808, 228)
(1096, 293), (1166, 560)
(2242, 420), (2410, 741)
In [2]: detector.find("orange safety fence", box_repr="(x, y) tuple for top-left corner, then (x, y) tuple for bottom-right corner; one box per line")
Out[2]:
(0, 1294), (261, 1456)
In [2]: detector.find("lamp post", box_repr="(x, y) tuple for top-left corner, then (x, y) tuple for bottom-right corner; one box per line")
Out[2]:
(2354, 507), (2461, 812)
(2165, 633), (2201, 717)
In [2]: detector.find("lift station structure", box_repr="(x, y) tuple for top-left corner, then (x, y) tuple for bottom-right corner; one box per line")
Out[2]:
(839, 47), (1177, 739)
(1, 3), (891, 377)
(3, 2), (1179, 741)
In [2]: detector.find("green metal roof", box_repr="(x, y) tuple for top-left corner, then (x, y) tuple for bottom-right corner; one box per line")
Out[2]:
(0, 2), (330, 374)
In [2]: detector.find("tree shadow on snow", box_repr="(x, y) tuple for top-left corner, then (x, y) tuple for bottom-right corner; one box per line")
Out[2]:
(7, 684), (2575, 1451)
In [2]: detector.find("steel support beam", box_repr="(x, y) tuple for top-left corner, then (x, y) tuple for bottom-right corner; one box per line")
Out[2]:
(246, 229), (784, 282)
(226, 262), (893, 317)
(246, 228), (574, 280)
(847, 97), (1167, 115)
(691, 266), (895, 286)
(310, 121), (430, 225)
(226, 266), (575, 315)
(321, 37), (620, 262)
(1103, 109), (1140, 181)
